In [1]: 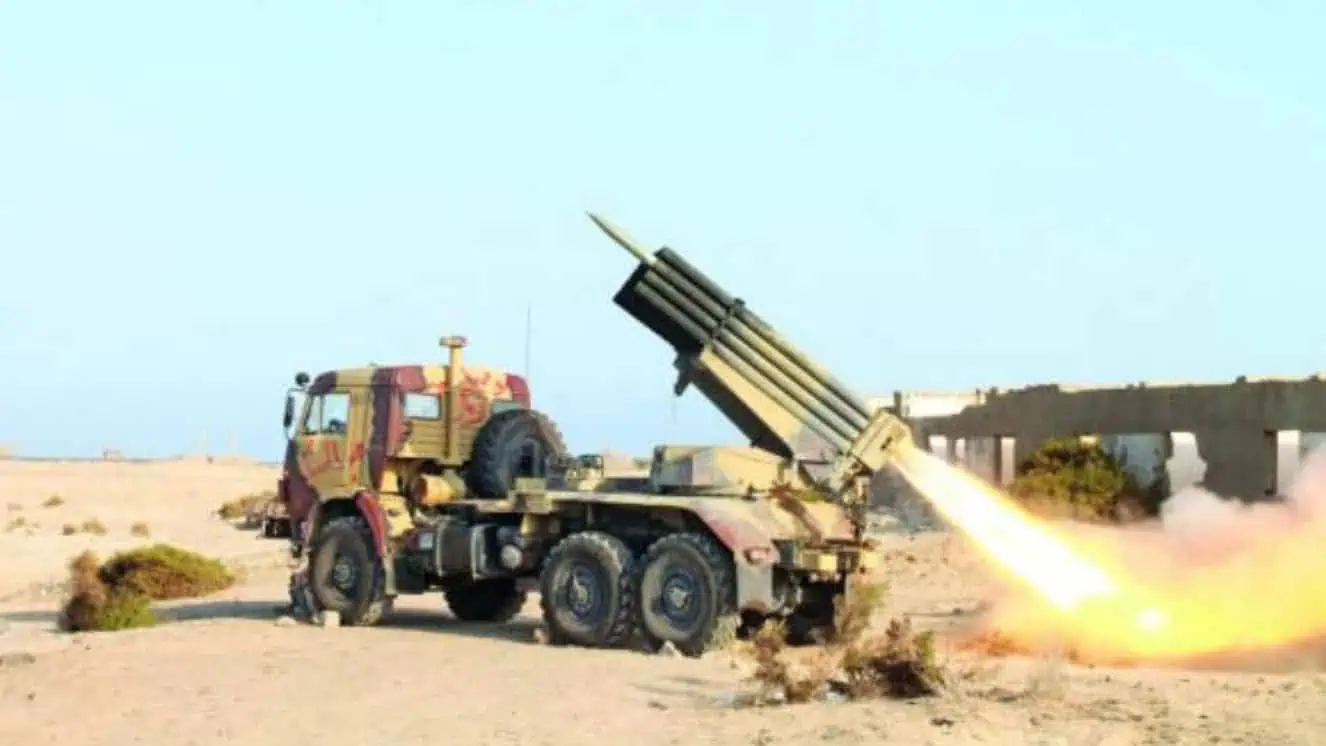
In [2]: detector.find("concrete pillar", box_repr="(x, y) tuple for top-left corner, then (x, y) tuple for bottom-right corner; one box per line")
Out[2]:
(1191, 428), (1278, 499)
(965, 437), (998, 482)
(998, 436), (1016, 486)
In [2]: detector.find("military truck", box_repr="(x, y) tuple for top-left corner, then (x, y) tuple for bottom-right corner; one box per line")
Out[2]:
(276, 214), (913, 656)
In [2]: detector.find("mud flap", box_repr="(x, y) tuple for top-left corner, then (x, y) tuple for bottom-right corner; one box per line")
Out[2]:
(288, 564), (316, 621)
(352, 492), (398, 595)
(734, 557), (777, 614)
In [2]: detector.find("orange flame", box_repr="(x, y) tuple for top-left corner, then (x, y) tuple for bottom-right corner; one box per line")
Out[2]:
(890, 445), (1326, 664)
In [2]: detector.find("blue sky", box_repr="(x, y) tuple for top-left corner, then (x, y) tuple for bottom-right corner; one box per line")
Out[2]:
(1, 2), (1323, 460)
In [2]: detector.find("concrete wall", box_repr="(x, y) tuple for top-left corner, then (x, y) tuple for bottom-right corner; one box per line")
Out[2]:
(881, 374), (1326, 499)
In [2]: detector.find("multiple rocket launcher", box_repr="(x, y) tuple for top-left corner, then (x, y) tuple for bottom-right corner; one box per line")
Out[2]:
(588, 213), (913, 512)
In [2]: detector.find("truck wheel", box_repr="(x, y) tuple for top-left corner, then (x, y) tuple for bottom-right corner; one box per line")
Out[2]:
(308, 516), (392, 626)
(634, 532), (739, 657)
(467, 409), (568, 498)
(539, 531), (635, 648)
(445, 578), (528, 623)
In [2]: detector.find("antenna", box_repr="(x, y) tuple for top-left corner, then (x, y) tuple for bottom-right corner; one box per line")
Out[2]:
(524, 303), (533, 384)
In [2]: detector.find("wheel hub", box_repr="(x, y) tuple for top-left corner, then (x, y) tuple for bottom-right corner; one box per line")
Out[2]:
(566, 564), (601, 619)
(659, 570), (700, 625)
(331, 555), (358, 592)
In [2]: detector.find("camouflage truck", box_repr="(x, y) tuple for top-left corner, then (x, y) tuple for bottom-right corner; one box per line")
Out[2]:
(276, 214), (913, 656)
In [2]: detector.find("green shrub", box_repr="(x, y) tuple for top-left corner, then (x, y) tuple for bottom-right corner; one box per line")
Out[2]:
(59, 545), (235, 633)
(59, 551), (158, 632)
(74, 586), (158, 631)
(1007, 437), (1162, 522)
(99, 544), (235, 600)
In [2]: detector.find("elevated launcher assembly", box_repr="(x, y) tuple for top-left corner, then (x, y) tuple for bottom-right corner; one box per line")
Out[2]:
(589, 213), (914, 537)
(280, 211), (922, 652)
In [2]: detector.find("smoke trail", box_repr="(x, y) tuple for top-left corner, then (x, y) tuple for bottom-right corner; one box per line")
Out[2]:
(900, 444), (1326, 670)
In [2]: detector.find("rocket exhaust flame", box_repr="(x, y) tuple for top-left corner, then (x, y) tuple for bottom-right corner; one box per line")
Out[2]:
(585, 213), (1326, 667)
(889, 443), (1326, 667)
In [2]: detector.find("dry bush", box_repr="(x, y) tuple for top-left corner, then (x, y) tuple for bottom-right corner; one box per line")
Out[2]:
(43, 494), (65, 508)
(130, 521), (151, 537)
(745, 621), (837, 703)
(7, 502), (23, 512)
(739, 578), (946, 705)
(61, 523), (77, 535)
(5, 516), (26, 532)
(80, 518), (108, 536)
(59, 551), (157, 632)
(59, 545), (235, 632)
(217, 491), (274, 521)
(97, 544), (234, 600)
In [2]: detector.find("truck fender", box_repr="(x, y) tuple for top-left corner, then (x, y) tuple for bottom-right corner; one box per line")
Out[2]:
(352, 491), (391, 559)
(307, 493), (390, 560)
(687, 504), (779, 614)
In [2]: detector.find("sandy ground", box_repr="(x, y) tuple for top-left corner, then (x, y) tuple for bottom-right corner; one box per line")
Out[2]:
(3, 462), (1326, 745)
(0, 459), (283, 601)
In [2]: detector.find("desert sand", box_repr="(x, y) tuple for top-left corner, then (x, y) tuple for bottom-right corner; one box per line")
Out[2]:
(3, 460), (1326, 746)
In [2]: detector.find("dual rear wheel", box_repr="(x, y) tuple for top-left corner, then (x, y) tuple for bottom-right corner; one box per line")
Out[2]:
(305, 514), (741, 657)
(538, 530), (739, 657)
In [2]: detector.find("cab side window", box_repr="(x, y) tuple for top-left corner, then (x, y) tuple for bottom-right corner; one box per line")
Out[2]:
(301, 392), (352, 435)
(403, 393), (441, 420)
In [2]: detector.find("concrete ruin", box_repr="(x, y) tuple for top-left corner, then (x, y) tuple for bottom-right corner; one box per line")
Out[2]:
(871, 375), (1326, 501)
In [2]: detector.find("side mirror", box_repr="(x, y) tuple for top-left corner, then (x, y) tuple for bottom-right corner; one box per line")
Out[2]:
(283, 394), (296, 429)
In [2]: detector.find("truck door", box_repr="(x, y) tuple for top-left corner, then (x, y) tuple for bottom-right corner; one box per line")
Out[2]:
(296, 387), (367, 498)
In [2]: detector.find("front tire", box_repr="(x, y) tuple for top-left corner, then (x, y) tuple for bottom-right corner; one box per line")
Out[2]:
(539, 531), (635, 648)
(308, 515), (392, 626)
(634, 532), (739, 657)
(445, 578), (527, 623)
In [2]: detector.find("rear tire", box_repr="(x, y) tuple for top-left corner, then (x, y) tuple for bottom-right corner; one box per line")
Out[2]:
(634, 532), (739, 657)
(445, 578), (527, 623)
(467, 409), (568, 498)
(539, 531), (635, 648)
(308, 516), (392, 626)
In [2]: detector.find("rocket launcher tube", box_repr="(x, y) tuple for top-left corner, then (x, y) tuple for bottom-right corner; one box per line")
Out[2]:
(633, 282), (851, 454)
(636, 270), (863, 445)
(637, 260), (870, 433)
(605, 234), (876, 463)
(595, 213), (916, 515)
(651, 246), (871, 424)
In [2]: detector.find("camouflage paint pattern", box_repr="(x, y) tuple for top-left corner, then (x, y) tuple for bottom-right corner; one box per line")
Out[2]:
(484, 486), (867, 613)
(286, 214), (907, 599)
(283, 362), (530, 527)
